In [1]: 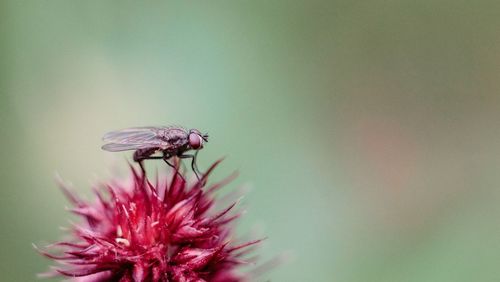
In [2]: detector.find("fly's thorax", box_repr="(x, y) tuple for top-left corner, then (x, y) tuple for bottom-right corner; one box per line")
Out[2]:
(161, 127), (188, 141)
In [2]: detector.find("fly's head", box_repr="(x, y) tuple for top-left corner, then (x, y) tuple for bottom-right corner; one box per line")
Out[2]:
(188, 129), (208, 150)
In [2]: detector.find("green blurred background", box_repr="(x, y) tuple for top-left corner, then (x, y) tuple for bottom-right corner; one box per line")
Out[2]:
(1, 1), (500, 281)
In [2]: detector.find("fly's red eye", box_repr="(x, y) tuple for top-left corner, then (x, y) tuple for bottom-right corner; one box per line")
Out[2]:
(189, 133), (203, 149)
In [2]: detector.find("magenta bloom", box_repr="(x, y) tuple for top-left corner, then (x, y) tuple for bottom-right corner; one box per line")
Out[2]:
(38, 160), (261, 281)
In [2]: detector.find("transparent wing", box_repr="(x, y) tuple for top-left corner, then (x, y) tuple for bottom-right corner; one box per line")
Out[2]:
(102, 127), (160, 143)
(101, 143), (154, 152)
(102, 127), (169, 152)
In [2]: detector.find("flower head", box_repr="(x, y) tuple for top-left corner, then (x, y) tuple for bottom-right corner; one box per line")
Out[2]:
(38, 159), (262, 281)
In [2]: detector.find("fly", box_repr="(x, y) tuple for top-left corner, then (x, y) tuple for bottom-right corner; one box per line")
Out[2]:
(102, 126), (208, 179)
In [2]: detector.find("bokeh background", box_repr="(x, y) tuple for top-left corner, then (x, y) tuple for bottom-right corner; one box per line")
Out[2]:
(1, 1), (500, 281)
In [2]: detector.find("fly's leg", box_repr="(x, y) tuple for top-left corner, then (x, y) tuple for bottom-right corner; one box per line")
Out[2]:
(193, 150), (200, 176)
(138, 161), (146, 178)
(163, 153), (186, 181)
(133, 148), (162, 179)
(178, 151), (202, 181)
(133, 149), (186, 181)
(137, 157), (164, 176)
(139, 156), (164, 160)
(178, 154), (197, 178)
(161, 154), (174, 169)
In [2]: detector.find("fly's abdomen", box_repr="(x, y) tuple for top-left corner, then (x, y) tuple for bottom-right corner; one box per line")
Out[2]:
(133, 148), (158, 162)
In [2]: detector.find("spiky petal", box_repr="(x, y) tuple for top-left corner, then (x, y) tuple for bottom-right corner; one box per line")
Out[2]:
(38, 160), (260, 281)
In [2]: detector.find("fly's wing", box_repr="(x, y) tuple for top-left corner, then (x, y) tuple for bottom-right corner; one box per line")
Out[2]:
(101, 143), (154, 152)
(101, 127), (168, 152)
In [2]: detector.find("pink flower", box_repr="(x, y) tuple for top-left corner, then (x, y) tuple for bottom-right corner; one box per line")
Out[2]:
(38, 159), (262, 281)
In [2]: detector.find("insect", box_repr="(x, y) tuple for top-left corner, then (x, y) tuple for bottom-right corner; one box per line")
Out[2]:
(102, 126), (208, 179)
